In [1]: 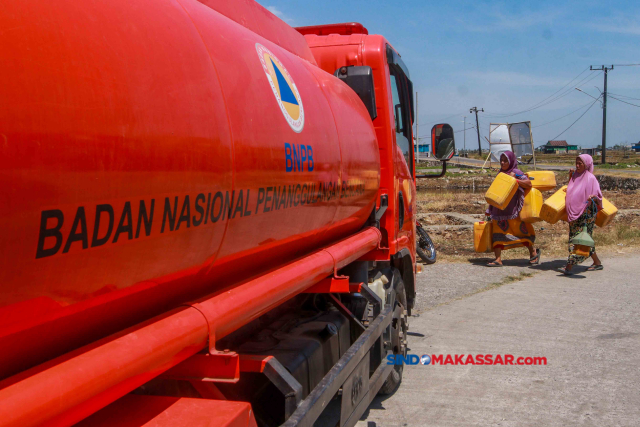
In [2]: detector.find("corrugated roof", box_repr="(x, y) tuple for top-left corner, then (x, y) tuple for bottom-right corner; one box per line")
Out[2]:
(547, 140), (568, 147)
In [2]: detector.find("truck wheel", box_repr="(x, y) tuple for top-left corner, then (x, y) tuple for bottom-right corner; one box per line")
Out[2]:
(378, 271), (407, 395)
(416, 225), (436, 264)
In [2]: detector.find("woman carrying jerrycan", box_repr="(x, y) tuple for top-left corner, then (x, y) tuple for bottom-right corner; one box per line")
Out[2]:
(485, 151), (540, 267)
(558, 154), (604, 275)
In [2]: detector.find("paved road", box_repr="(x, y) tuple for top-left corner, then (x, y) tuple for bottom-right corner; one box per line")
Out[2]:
(452, 157), (573, 171)
(356, 253), (640, 427)
(420, 157), (640, 175)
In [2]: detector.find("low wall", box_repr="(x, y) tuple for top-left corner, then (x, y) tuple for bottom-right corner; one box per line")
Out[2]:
(597, 175), (640, 191)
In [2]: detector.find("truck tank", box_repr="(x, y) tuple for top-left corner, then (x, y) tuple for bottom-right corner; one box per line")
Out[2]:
(0, 0), (380, 380)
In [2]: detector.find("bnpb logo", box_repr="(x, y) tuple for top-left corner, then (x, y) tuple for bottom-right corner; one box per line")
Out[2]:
(256, 43), (304, 133)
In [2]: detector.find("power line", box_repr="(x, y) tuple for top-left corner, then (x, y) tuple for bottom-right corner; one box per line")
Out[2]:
(483, 68), (591, 117)
(418, 125), (477, 139)
(608, 92), (640, 101)
(521, 71), (602, 114)
(482, 68), (595, 118)
(609, 95), (640, 108)
(416, 112), (466, 127)
(549, 97), (601, 141)
(532, 99), (596, 128)
(476, 118), (492, 149)
(455, 126), (476, 134)
(482, 72), (599, 119)
(613, 63), (640, 66)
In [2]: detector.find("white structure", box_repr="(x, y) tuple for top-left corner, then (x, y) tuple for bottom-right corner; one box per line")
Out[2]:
(489, 124), (511, 162)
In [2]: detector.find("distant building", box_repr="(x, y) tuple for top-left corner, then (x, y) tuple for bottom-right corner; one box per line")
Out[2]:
(581, 148), (601, 156)
(633, 141), (640, 153)
(414, 143), (430, 153)
(544, 140), (579, 154)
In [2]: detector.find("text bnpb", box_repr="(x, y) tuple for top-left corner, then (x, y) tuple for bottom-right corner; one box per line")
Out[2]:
(285, 143), (313, 172)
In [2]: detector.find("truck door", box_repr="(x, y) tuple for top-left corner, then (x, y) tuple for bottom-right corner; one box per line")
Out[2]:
(388, 61), (415, 251)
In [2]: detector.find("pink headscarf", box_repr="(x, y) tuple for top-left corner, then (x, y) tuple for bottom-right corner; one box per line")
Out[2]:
(565, 154), (602, 222)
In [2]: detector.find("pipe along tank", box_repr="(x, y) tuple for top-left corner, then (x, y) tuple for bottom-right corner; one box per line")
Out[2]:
(0, 0), (380, 380)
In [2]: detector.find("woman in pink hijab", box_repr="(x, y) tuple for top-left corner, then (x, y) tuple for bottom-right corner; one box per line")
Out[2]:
(559, 154), (603, 275)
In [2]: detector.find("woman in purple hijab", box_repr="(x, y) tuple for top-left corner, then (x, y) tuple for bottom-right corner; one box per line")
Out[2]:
(486, 151), (540, 266)
(559, 154), (603, 275)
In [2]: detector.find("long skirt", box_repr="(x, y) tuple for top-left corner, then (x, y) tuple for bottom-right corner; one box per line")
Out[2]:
(492, 218), (535, 250)
(567, 202), (598, 265)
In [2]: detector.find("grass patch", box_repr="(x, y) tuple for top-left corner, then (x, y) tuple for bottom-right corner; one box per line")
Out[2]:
(417, 185), (640, 263)
(416, 190), (486, 214)
(596, 163), (640, 169)
(595, 224), (640, 246)
(416, 169), (486, 178)
(476, 272), (535, 294)
(460, 152), (639, 167)
(430, 272), (536, 310)
(594, 170), (640, 179)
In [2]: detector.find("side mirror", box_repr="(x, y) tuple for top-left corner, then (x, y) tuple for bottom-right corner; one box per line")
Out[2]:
(334, 66), (377, 120)
(431, 123), (455, 161)
(415, 123), (455, 179)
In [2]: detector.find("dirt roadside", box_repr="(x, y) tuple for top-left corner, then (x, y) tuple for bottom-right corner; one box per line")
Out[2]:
(416, 172), (640, 263)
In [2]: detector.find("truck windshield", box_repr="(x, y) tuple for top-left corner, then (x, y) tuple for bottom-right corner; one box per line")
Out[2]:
(389, 67), (413, 175)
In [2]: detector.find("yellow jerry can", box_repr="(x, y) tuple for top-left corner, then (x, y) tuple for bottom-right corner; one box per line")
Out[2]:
(572, 244), (592, 258)
(596, 197), (618, 227)
(474, 221), (493, 253)
(560, 211), (568, 223)
(485, 173), (518, 211)
(520, 188), (543, 223)
(539, 185), (567, 224)
(526, 171), (557, 192)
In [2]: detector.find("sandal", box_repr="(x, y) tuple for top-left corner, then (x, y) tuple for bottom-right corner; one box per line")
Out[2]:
(486, 261), (503, 267)
(587, 264), (603, 271)
(558, 267), (574, 276)
(529, 248), (541, 265)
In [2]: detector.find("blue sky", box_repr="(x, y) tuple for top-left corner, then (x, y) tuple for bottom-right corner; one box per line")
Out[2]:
(257, 0), (640, 149)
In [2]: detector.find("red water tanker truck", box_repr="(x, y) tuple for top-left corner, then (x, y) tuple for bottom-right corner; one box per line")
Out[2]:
(0, 0), (455, 425)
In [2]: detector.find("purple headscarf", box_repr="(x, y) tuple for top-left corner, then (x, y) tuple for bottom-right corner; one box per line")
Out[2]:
(566, 154), (602, 222)
(487, 151), (525, 220)
(499, 151), (522, 177)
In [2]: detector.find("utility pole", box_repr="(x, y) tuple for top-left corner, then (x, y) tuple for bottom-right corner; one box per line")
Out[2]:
(463, 116), (466, 153)
(590, 65), (614, 164)
(415, 92), (419, 162)
(470, 107), (484, 156)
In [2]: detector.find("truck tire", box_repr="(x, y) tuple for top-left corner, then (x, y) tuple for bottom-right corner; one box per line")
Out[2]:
(416, 225), (436, 264)
(378, 270), (407, 395)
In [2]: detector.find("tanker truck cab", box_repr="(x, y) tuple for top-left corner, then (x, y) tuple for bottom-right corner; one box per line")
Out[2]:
(0, 4), (456, 426)
(386, 44), (417, 275)
(301, 27), (454, 311)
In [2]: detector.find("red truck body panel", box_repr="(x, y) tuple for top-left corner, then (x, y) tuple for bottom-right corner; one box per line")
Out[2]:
(296, 22), (369, 36)
(0, 228), (381, 427)
(77, 396), (258, 427)
(199, 0), (318, 65)
(0, 0), (380, 380)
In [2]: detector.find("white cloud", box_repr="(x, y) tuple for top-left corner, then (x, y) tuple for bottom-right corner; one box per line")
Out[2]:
(462, 71), (568, 87)
(461, 7), (565, 33)
(586, 14), (640, 35)
(266, 5), (295, 25)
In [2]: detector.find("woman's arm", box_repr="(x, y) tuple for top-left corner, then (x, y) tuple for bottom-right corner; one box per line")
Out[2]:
(510, 172), (532, 189)
(518, 176), (532, 189)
